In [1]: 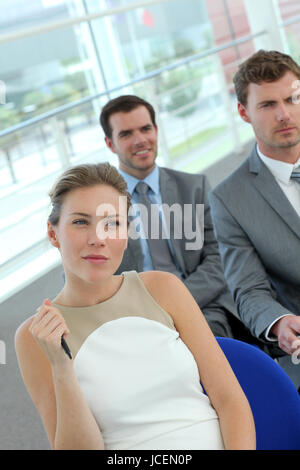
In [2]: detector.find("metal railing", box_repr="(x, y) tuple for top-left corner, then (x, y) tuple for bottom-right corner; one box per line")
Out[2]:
(0, 31), (266, 139)
(280, 13), (300, 28)
(0, 0), (174, 45)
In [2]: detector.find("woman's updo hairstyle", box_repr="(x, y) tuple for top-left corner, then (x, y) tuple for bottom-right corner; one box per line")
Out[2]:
(48, 162), (131, 226)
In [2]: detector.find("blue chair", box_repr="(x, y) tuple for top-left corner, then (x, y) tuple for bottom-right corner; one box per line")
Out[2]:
(216, 337), (300, 450)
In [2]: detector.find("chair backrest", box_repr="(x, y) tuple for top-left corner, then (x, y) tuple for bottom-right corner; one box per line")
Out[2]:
(216, 337), (300, 450)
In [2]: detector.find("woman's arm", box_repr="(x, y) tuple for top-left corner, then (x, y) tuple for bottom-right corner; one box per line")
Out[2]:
(141, 271), (256, 450)
(15, 299), (104, 450)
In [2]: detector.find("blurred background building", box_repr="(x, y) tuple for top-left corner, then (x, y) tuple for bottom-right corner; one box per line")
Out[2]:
(1, 0), (300, 449)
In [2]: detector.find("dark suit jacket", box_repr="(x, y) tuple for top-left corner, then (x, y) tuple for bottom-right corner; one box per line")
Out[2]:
(209, 145), (300, 357)
(116, 166), (237, 317)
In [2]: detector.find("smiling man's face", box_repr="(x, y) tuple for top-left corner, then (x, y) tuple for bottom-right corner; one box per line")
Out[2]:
(105, 105), (158, 179)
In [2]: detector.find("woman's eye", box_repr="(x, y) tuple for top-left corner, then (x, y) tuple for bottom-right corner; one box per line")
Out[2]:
(106, 220), (120, 228)
(103, 219), (121, 231)
(73, 219), (88, 225)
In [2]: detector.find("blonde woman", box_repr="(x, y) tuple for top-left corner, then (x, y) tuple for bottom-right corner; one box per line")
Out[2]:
(15, 162), (255, 450)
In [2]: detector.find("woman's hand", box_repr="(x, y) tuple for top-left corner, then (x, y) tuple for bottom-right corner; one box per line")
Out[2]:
(29, 298), (71, 368)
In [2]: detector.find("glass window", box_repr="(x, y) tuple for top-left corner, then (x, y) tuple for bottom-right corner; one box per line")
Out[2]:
(278, 0), (300, 63)
(0, 0), (272, 299)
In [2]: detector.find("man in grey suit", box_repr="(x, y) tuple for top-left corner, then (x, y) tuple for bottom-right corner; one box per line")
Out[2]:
(209, 50), (300, 387)
(100, 95), (245, 338)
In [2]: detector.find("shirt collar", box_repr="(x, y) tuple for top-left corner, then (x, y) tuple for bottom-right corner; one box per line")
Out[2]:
(256, 144), (300, 184)
(118, 165), (160, 195)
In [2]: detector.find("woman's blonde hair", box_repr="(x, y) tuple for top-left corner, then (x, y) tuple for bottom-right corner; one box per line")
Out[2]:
(48, 162), (131, 225)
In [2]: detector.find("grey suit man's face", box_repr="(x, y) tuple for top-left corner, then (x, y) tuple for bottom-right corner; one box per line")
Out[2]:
(238, 71), (300, 163)
(105, 106), (158, 179)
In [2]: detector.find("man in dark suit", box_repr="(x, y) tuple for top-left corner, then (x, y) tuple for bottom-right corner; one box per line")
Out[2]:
(209, 50), (300, 387)
(99, 94), (246, 338)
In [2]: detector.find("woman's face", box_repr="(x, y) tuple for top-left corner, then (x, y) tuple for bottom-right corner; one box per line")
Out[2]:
(48, 184), (128, 284)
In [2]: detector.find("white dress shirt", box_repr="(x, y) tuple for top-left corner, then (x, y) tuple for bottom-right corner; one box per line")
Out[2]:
(256, 145), (300, 340)
(257, 145), (300, 216)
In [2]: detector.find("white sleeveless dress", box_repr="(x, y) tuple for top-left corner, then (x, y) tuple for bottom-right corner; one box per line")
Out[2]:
(54, 271), (224, 450)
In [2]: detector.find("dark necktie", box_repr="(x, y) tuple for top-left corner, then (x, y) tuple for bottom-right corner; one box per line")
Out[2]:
(134, 181), (181, 276)
(291, 169), (300, 185)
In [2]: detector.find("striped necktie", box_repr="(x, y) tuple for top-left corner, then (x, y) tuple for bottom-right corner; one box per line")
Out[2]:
(291, 168), (300, 185)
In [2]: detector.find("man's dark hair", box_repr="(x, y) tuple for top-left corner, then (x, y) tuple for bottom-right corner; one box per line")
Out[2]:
(100, 95), (157, 139)
(233, 49), (300, 106)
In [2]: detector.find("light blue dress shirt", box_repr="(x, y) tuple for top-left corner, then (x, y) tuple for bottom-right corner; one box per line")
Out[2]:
(119, 166), (182, 276)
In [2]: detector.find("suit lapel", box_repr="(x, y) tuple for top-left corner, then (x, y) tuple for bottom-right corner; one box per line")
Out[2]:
(159, 168), (186, 273)
(249, 148), (300, 239)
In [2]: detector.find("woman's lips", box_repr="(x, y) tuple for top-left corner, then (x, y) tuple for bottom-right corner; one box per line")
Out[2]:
(83, 255), (108, 265)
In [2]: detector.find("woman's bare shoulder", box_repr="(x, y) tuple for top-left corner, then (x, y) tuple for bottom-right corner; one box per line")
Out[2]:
(15, 314), (52, 381)
(138, 270), (181, 294)
(15, 315), (36, 347)
(138, 271), (191, 316)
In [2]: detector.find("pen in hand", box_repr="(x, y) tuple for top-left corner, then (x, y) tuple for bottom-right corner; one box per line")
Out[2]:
(61, 336), (72, 359)
(42, 299), (72, 360)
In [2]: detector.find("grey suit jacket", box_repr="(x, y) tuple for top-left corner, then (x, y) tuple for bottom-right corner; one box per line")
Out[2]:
(116, 166), (236, 315)
(209, 145), (300, 357)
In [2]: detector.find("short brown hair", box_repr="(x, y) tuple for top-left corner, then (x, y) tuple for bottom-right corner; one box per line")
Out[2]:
(48, 162), (131, 225)
(233, 50), (300, 106)
(100, 95), (156, 139)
